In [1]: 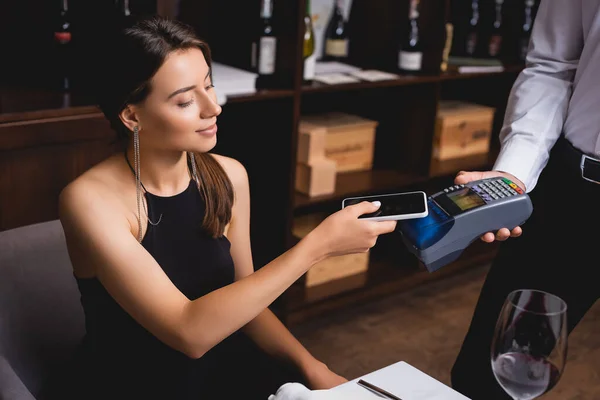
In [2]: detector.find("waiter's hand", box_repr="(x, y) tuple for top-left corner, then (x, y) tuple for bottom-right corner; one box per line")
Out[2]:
(454, 170), (526, 243)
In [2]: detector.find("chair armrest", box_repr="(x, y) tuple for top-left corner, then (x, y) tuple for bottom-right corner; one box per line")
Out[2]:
(0, 356), (36, 400)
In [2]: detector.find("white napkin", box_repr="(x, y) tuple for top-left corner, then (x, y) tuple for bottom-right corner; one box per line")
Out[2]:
(268, 382), (379, 400)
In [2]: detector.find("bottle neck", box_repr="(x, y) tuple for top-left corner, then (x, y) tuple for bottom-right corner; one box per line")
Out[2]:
(470, 0), (479, 26)
(409, 19), (419, 44)
(524, 0), (533, 31)
(444, 0), (451, 24)
(61, 0), (68, 12)
(494, 0), (503, 28)
(334, 0), (343, 13)
(408, 0), (419, 20)
(117, 0), (131, 16)
(125, 0), (131, 16)
(407, 0), (419, 46)
(261, 0), (273, 19)
(305, 0), (311, 16)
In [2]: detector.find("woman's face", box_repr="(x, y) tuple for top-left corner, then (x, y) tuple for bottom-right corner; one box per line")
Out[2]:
(134, 48), (222, 154)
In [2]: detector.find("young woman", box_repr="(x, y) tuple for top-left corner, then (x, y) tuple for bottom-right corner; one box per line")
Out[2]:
(56, 16), (396, 400)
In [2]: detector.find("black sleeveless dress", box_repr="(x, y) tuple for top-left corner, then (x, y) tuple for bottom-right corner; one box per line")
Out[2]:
(56, 177), (305, 400)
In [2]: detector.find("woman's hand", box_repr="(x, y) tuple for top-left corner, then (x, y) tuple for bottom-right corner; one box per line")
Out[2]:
(302, 360), (348, 390)
(308, 201), (397, 260)
(454, 170), (526, 242)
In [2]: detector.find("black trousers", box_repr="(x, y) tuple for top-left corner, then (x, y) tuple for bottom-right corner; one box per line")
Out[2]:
(451, 137), (600, 399)
(44, 330), (307, 400)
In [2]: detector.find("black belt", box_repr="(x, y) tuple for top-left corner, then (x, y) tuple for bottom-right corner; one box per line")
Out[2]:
(557, 136), (600, 184)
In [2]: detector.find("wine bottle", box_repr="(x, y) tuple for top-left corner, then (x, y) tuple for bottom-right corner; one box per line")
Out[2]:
(518, 0), (535, 62)
(323, 0), (349, 62)
(488, 0), (504, 58)
(252, 0), (277, 78)
(303, 0), (316, 84)
(53, 0), (72, 91)
(465, 0), (479, 56)
(440, 0), (453, 72)
(398, 0), (423, 74)
(114, 0), (134, 30)
(118, 0), (131, 17)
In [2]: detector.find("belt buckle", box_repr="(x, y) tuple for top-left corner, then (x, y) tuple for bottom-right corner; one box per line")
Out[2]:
(580, 154), (600, 184)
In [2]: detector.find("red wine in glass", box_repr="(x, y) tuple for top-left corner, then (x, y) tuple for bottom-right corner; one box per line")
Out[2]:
(492, 352), (560, 399)
(491, 289), (567, 400)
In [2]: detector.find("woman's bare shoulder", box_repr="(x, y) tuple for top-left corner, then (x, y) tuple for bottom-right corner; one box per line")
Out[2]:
(59, 154), (134, 228)
(209, 153), (248, 188)
(58, 155), (137, 276)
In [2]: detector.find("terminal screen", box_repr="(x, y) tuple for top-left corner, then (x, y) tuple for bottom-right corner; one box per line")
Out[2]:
(446, 188), (485, 211)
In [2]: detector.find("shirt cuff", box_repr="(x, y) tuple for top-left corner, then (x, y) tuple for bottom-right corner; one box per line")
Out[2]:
(493, 138), (548, 193)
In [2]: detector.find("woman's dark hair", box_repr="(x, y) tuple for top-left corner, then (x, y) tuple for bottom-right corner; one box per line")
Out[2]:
(94, 15), (234, 238)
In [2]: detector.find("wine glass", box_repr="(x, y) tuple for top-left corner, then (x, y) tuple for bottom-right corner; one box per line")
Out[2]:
(491, 289), (568, 400)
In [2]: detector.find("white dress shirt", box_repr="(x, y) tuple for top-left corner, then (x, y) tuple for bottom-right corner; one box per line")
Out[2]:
(493, 0), (600, 192)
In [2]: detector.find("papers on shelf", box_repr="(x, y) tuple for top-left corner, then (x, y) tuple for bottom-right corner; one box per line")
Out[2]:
(349, 69), (401, 81)
(314, 73), (360, 85)
(314, 61), (400, 85)
(207, 60), (404, 94)
(210, 62), (258, 105)
(447, 56), (505, 73)
(315, 61), (362, 75)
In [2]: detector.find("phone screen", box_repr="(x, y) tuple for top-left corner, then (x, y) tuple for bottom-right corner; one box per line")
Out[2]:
(344, 192), (427, 219)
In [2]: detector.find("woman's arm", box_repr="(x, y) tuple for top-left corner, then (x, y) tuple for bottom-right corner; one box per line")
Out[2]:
(59, 170), (395, 360)
(219, 155), (324, 374)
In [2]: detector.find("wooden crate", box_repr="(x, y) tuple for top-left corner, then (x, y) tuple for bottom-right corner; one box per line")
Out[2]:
(297, 122), (327, 165)
(295, 159), (336, 197)
(433, 101), (495, 160)
(300, 112), (378, 173)
(292, 213), (369, 289)
(295, 122), (336, 197)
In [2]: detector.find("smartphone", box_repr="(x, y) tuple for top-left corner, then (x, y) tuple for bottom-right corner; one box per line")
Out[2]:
(342, 191), (428, 221)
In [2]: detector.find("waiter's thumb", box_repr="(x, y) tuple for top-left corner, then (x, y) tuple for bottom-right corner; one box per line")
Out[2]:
(455, 171), (488, 185)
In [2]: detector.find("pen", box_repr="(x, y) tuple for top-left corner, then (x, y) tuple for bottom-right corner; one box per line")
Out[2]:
(357, 379), (403, 400)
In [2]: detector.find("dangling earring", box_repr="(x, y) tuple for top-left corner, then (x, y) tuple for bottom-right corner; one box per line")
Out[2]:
(133, 125), (162, 243)
(133, 126), (143, 243)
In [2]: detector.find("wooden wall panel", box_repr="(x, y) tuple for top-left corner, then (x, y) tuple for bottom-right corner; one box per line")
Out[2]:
(0, 114), (117, 231)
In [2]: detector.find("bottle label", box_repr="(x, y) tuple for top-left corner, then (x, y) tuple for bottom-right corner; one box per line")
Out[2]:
(54, 31), (72, 44)
(304, 54), (316, 80)
(466, 32), (477, 55)
(259, 36), (277, 75)
(398, 51), (422, 71)
(489, 35), (502, 57)
(325, 39), (348, 57)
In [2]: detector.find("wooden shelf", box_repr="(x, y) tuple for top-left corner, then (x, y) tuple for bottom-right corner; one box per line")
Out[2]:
(226, 89), (295, 103)
(280, 240), (500, 326)
(438, 64), (524, 81)
(301, 75), (440, 93)
(293, 169), (428, 213)
(0, 88), (99, 124)
(300, 65), (524, 94)
(0, 86), (294, 123)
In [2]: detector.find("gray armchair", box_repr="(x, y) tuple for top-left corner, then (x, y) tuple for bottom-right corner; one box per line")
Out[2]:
(0, 220), (84, 400)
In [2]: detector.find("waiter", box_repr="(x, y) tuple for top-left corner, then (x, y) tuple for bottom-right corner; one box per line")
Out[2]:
(450, 1), (600, 398)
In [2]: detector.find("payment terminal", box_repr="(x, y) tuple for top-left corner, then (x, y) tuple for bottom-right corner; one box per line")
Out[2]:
(398, 177), (533, 272)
